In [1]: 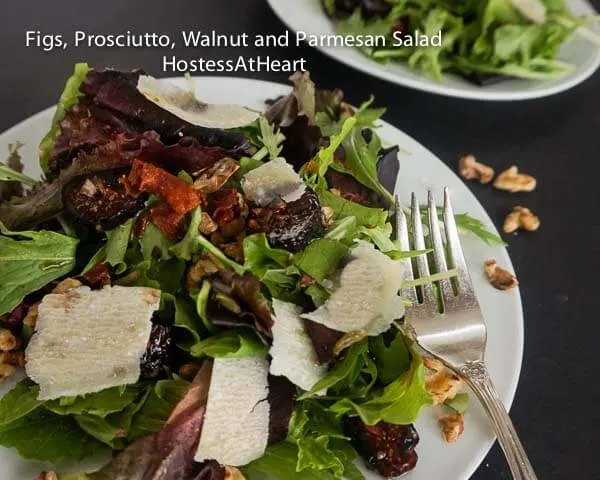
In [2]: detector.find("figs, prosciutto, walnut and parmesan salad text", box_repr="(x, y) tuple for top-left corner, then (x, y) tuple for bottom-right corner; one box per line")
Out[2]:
(0, 65), (503, 479)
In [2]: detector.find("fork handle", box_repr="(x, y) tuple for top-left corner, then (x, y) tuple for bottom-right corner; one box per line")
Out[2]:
(460, 361), (537, 480)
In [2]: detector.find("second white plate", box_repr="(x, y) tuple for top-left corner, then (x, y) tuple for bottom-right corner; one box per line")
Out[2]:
(268, 0), (600, 100)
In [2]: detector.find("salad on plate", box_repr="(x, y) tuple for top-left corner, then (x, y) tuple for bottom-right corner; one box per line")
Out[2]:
(0, 65), (503, 479)
(322, 0), (598, 83)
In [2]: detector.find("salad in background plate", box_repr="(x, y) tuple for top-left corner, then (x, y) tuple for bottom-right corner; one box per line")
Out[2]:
(0, 65), (503, 479)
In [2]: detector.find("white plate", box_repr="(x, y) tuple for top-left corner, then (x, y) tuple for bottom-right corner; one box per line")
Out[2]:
(0, 76), (523, 479)
(267, 0), (600, 100)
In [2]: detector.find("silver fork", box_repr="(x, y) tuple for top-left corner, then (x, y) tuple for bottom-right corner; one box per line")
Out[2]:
(395, 189), (537, 480)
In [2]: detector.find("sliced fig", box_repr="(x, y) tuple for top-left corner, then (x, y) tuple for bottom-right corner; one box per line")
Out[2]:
(266, 188), (324, 253)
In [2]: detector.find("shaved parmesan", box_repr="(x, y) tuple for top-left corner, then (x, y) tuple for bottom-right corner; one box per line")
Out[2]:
(25, 285), (160, 400)
(301, 243), (405, 335)
(137, 75), (259, 129)
(270, 299), (327, 392)
(195, 356), (270, 466)
(510, 0), (546, 23)
(241, 157), (306, 206)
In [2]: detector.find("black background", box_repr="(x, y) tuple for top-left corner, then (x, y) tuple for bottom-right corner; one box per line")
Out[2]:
(1, 0), (599, 478)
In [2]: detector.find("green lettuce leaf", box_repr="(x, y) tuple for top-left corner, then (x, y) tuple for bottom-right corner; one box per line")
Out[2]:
(190, 329), (267, 358)
(0, 380), (42, 428)
(0, 410), (106, 463)
(369, 332), (410, 385)
(0, 224), (78, 315)
(170, 207), (202, 261)
(127, 377), (189, 440)
(45, 386), (140, 418)
(314, 117), (356, 177)
(105, 218), (133, 272)
(39, 63), (91, 173)
(318, 189), (388, 228)
(244, 442), (338, 480)
(293, 239), (348, 282)
(139, 223), (173, 261)
(445, 392), (469, 414)
(329, 341), (432, 425)
(243, 233), (293, 277)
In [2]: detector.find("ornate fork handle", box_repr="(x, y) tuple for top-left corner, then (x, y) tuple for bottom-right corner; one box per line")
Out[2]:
(459, 361), (538, 480)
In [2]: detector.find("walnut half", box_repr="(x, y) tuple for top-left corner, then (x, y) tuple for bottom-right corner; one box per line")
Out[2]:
(493, 166), (536, 193)
(458, 154), (495, 184)
(484, 259), (519, 291)
(503, 206), (540, 234)
(439, 413), (465, 443)
(424, 357), (463, 405)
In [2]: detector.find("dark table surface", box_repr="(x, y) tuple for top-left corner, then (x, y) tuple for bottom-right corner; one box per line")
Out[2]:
(1, 0), (599, 478)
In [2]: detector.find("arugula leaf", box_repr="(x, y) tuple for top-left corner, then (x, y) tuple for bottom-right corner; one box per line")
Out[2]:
(190, 329), (267, 358)
(318, 189), (388, 228)
(358, 223), (398, 252)
(293, 239), (348, 282)
(314, 117), (356, 177)
(338, 127), (394, 206)
(45, 386), (140, 418)
(300, 340), (370, 399)
(329, 342), (432, 425)
(0, 224), (78, 315)
(243, 233), (293, 277)
(0, 380), (42, 428)
(0, 162), (36, 187)
(105, 218), (133, 271)
(257, 116), (286, 160)
(454, 213), (506, 246)
(0, 409), (106, 462)
(39, 62), (91, 173)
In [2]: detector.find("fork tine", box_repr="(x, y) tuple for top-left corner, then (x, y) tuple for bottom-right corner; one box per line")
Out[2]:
(427, 191), (454, 303)
(395, 196), (418, 305)
(442, 187), (471, 290)
(410, 193), (435, 303)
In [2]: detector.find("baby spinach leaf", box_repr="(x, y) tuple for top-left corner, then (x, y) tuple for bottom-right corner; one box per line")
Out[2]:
(0, 380), (42, 428)
(0, 410), (106, 463)
(0, 224), (78, 315)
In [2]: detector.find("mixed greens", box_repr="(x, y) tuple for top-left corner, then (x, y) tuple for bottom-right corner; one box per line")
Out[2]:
(0, 65), (503, 479)
(323, 0), (594, 82)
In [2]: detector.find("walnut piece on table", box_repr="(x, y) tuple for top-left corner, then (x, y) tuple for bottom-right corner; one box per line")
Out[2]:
(493, 166), (536, 192)
(484, 259), (519, 291)
(503, 206), (540, 233)
(458, 154), (495, 184)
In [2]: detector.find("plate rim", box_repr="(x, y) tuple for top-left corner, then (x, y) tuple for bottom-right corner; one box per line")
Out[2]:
(267, 0), (600, 101)
(0, 75), (524, 479)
